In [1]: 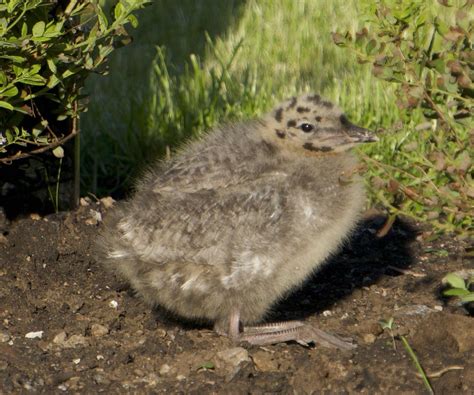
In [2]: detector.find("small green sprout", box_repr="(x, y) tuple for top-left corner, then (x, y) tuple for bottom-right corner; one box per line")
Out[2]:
(379, 317), (396, 350)
(197, 361), (215, 371)
(380, 317), (433, 394)
(442, 273), (474, 304)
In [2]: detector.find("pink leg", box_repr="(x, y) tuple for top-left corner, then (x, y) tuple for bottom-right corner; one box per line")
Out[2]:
(216, 309), (356, 350)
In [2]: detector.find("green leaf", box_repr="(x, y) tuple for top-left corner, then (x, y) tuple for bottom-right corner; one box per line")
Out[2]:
(128, 14), (139, 28)
(97, 7), (109, 30)
(47, 74), (60, 88)
(443, 273), (466, 290)
(52, 146), (64, 158)
(114, 2), (125, 19)
(7, 0), (21, 14)
(29, 64), (42, 75)
(19, 75), (46, 86)
(5, 129), (14, 142)
(0, 100), (13, 110)
(62, 69), (76, 79)
(460, 294), (474, 303)
(0, 85), (18, 97)
(0, 55), (27, 63)
(197, 361), (215, 370)
(47, 58), (57, 73)
(443, 288), (471, 296)
(32, 21), (46, 37)
(21, 21), (27, 37)
(366, 39), (377, 55)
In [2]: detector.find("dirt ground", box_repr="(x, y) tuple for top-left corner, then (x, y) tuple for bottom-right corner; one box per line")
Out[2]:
(0, 199), (472, 394)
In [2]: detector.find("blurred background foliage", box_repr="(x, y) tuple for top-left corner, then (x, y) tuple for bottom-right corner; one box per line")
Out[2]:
(81, 0), (472, 236)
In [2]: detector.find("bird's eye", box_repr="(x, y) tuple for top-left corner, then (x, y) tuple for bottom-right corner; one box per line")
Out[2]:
(300, 123), (314, 133)
(340, 115), (350, 127)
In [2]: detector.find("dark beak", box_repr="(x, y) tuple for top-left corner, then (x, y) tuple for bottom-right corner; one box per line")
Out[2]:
(346, 124), (378, 143)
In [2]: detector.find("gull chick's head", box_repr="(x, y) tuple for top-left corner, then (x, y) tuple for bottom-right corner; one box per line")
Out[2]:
(262, 93), (378, 155)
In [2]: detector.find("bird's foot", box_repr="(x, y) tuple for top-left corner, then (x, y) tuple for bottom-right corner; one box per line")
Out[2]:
(216, 309), (356, 350)
(240, 321), (356, 349)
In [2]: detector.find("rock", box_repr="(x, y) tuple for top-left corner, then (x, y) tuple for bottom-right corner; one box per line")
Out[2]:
(395, 304), (435, 317)
(25, 331), (43, 339)
(90, 324), (109, 337)
(159, 364), (171, 376)
(100, 197), (115, 209)
(85, 210), (102, 226)
(0, 331), (10, 343)
(133, 369), (145, 377)
(79, 197), (90, 206)
(53, 331), (67, 344)
(251, 350), (279, 372)
(142, 373), (160, 386)
(93, 373), (110, 385)
(65, 334), (88, 348)
(322, 310), (333, 317)
(363, 334), (376, 344)
(52, 331), (88, 349)
(216, 347), (250, 368)
(447, 315), (474, 353)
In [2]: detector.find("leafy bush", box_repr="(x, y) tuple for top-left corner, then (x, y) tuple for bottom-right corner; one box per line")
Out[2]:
(334, 0), (473, 235)
(0, 0), (149, 163)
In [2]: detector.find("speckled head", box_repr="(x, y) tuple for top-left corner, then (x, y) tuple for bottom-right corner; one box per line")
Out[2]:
(262, 93), (378, 154)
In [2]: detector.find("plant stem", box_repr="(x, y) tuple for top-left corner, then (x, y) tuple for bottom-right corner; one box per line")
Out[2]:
(400, 336), (434, 394)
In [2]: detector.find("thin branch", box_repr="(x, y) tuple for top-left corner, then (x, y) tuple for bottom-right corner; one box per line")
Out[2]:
(0, 129), (78, 165)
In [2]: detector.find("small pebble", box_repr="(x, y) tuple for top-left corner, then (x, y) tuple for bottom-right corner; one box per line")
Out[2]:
(216, 347), (250, 368)
(109, 300), (118, 309)
(53, 331), (67, 344)
(94, 374), (111, 385)
(80, 197), (90, 206)
(85, 210), (102, 226)
(322, 310), (332, 317)
(100, 196), (116, 209)
(363, 334), (376, 344)
(25, 331), (43, 339)
(159, 364), (171, 376)
(0, 331), (10, 343)
(252, 350), (279, 372)
(90, 324), (109, 337)
(134, 369), (145, 377)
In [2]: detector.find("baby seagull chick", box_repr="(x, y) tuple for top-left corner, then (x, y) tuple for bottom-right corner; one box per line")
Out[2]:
(98, 93), (378, 349)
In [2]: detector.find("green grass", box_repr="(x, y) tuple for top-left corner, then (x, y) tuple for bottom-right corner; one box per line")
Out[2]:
(80, 0), (471, 234)
(81, 0), (399, 194)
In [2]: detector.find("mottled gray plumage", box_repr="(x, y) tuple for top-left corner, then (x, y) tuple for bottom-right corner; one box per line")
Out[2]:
(98, 93), (377, 347)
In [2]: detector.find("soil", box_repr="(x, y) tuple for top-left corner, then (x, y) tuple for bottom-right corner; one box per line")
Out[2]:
(0, 200), (472, 394)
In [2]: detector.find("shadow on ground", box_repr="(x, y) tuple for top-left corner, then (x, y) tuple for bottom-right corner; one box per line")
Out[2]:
(271, 215), (419, 322)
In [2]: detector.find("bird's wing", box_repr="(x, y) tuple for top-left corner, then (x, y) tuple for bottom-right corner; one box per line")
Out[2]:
(139, 136), (280, 193)
(112, 172), (290, 267)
